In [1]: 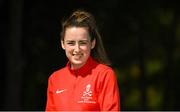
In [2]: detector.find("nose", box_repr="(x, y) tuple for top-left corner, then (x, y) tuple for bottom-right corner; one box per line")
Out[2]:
(74, 43), (80, 53)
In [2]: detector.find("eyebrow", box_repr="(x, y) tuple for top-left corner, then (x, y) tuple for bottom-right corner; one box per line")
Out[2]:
(65, 39), (89, 42)
(65, 40), (74, 42)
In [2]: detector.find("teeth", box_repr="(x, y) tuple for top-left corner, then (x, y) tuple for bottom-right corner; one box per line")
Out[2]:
(73, 54), (79, 56)
(73, 53), (81, 56)
(73, 54), (82, 59)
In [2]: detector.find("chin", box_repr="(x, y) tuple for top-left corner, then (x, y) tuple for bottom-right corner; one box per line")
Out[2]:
(71, 60), (84, 65)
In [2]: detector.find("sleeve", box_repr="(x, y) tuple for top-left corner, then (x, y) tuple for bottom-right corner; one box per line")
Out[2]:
(45, 75), (55, 111)
(98, 68), (120, 111)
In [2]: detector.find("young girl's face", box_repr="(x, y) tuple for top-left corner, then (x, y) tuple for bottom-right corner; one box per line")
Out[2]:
(61, 27), (95, 70)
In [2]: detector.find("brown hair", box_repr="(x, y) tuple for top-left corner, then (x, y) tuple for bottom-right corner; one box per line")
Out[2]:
(60, 9), (111, 65)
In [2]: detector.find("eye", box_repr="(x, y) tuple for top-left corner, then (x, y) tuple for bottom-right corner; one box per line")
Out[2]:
(79, 41), (88, 45)
(66, 41), (75, 46)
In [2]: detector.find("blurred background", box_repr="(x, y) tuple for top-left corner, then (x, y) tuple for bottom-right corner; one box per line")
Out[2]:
(0, 0), (180, 111)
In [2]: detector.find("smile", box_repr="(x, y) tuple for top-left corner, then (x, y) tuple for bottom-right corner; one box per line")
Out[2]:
(73, 54), (83, 58)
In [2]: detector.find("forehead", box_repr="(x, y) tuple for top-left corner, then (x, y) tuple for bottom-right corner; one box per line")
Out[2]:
(64, 27), (90, 40)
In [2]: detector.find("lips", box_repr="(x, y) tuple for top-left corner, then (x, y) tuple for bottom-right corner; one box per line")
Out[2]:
(73, 54), (83, 60)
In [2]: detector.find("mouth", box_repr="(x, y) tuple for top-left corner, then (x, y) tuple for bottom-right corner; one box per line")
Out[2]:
(72, 54), (83, 59)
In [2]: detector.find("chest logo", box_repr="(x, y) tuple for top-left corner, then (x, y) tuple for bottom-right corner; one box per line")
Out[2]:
(83, 84), (92, 97)
(56, 89), (67, 94)
(77, 84), (96, 104)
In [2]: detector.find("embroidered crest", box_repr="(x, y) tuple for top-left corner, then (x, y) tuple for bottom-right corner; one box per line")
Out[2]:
(77, 84), (96, 104)
(83, 84), (92, 97)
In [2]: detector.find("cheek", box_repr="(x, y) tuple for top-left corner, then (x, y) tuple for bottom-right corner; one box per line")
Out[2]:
(81, 46), (91, 52)
(64, 47), (73, 55)
(64, 46), (73, 51)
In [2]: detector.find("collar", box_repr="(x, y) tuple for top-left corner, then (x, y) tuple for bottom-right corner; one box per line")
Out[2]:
(66, 56), (98, 76)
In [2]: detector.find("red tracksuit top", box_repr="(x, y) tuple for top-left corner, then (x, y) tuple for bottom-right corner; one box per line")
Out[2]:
(46, 57), (120, 111)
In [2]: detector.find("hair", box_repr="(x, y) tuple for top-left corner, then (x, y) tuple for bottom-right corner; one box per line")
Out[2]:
(60, 9), (111, 65)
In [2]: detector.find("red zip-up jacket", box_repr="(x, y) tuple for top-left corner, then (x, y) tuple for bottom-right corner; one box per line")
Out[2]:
(46, 57), (120, 111)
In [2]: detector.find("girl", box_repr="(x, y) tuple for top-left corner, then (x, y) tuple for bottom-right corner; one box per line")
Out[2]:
(46, 9), (120, 111)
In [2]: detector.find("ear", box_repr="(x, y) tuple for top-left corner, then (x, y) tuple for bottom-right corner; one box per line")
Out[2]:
(61, 40), (65, 50)
(91, 39), (96, 49)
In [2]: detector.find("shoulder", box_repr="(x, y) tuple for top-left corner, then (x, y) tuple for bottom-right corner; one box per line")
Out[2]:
(96, 64), (114, 73)
(94, 64), (118, 89)
(95, 64), (116, 78)
(48, 67), (67, 80)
